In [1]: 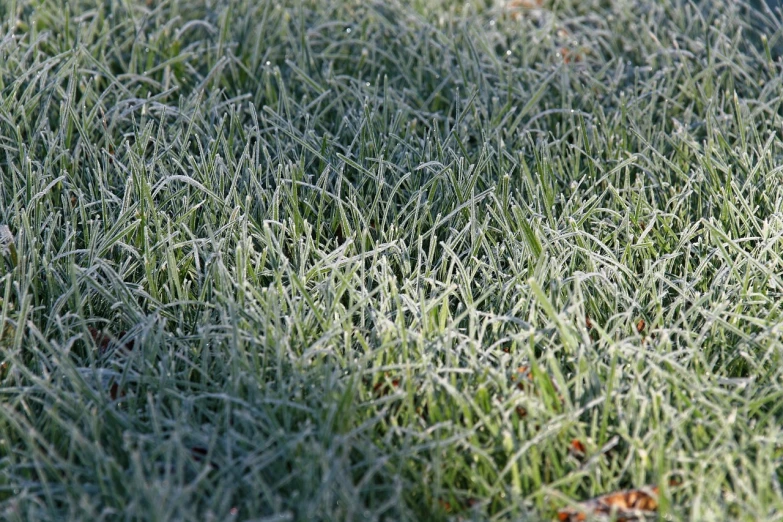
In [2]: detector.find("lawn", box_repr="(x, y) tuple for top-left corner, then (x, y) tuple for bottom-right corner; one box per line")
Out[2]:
(1, 0), (783, 520)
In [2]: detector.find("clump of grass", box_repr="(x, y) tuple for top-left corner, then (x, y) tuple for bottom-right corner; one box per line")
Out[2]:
(1, 0), (783, 520)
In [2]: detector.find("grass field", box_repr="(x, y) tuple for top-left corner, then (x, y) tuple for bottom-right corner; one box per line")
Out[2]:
(2, 0), (783, 520)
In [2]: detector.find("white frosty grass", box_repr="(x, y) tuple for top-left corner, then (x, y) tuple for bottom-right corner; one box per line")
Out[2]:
(1, 0), (783, 520)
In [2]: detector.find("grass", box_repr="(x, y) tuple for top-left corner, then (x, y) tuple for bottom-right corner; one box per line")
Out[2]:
(1, 0), (783, 519)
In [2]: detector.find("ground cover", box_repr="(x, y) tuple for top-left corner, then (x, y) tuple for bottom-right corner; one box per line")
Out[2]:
(1, 0), (783, 520)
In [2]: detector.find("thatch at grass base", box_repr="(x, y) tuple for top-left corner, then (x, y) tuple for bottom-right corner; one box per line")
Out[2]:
(1, 0), (783, 520)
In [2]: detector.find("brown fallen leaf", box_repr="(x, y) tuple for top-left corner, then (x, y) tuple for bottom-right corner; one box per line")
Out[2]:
(512, 365), (563, 419)
(513, 365), (561, 396)
(636, 319), (646, 334)
(507, 0), (543, 8)
(513, 366), (535, 408)
(514, 365), (533, 381)
(506, 0), (544, 20)
(557, 486), (659, 521)
(569, 438), (586, 459)
(438, 498), (453, 513)
(109, 381), (125, 401)
(437, 496), (478, 514)
(89, 328), (111, 352)
(559, 44), (590, 64)
(372, 372), (401, 396)
(89, 328), (135, 353)
(560, 47), (578, 64)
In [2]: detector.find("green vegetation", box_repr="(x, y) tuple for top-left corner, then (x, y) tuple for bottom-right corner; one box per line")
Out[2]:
(1, 0), (783, 519)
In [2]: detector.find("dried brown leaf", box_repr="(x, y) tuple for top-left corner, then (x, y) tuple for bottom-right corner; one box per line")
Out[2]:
(506, 0), (544, 20)
(89, 328), (134, 353)
(372, 373), (401, 396)
(636, 319), (646, 334)
(557, 486), (659, 521)
(569, 439), (586, 458)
